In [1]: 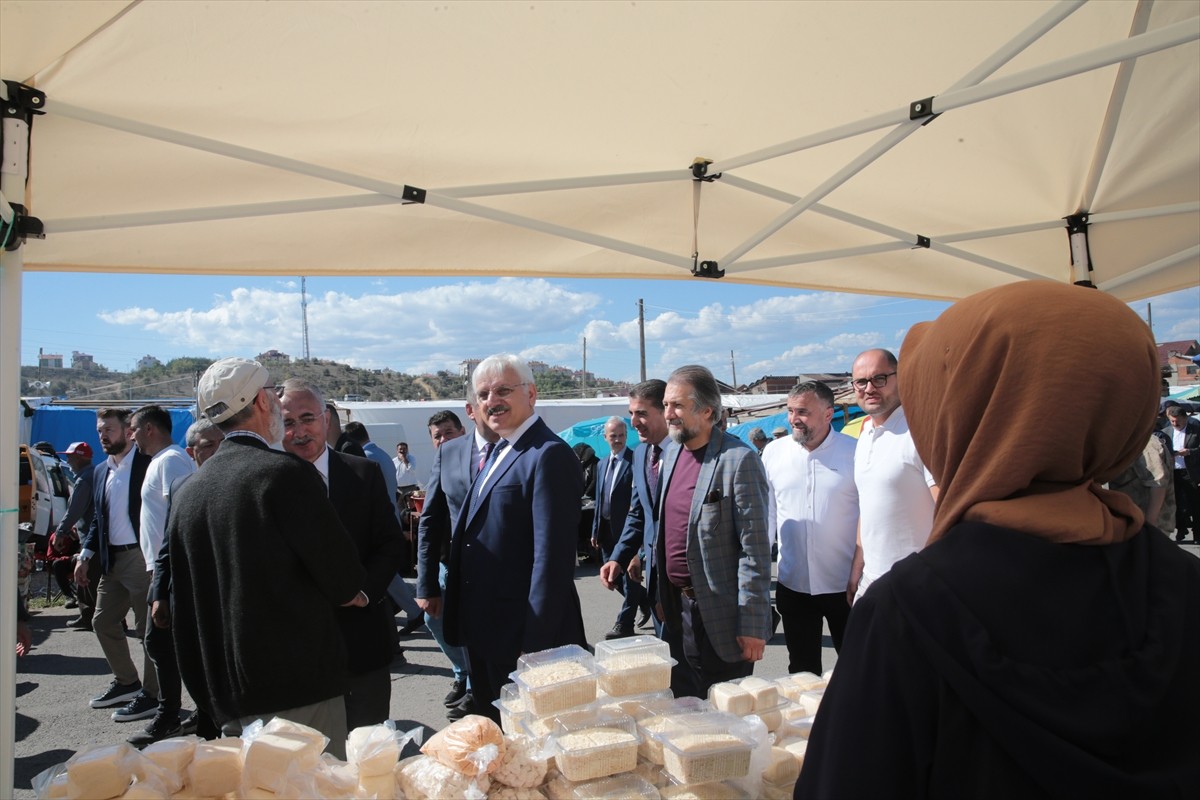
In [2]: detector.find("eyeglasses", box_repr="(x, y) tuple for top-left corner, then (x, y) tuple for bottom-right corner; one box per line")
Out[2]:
(476, 382), (528, 402)
(851, 372), (896, 391)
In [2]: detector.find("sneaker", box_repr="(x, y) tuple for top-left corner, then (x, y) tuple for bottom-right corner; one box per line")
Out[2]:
(111, 692), (158, 722)
(126, 709), (181, 747)
(604, 624), (635, 640)
(443, 677), (468, 708)
(89, 679), (142, 709)
(176, 712), (199, 737)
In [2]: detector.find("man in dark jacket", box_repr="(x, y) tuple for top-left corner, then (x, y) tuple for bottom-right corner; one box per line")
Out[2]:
(280, 378), (406, 729)
(167, 358), (368, 757)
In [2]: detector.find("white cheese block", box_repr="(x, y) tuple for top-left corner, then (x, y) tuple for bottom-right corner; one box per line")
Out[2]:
(737, 677), (779, 711)
(763, 747), (800, 784)
(243, 732), (321, 792)
(357, 771), (395, 799)
(708, 683), (754, 716)
(118, 781), (167, 800)
(67, 744), (134, 800)
(142, 738), (198, 775)
(347, 725), (401, 777)
(186, 739), (244, 797)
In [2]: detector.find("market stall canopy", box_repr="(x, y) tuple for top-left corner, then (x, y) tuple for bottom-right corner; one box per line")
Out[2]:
(1, 0), (1197, 300)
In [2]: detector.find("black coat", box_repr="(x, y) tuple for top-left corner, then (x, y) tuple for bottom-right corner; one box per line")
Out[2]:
(167, 436), (366, 725)
(796, 522), (1200, 799)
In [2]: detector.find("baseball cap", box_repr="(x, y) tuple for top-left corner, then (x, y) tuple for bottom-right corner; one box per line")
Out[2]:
(772, 426), (788, 437)
(63, 441), (93, 458)
(197, 357), (269, 423)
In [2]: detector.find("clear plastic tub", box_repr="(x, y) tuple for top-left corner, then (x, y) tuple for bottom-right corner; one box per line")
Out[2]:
(549, 708), (639, 782)
(594, 689), (673, 720)
(565, 772), (659, 799)
(496, 682), (529, 734)
(593, 636), (675, 697)
(658, 780), (751, 799)
(653, 713), (756, 784)
(512, 645), (599, 717)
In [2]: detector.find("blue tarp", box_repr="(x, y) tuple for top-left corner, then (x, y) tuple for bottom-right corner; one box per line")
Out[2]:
(727, 405), (862, 448)
(30, 406), (195, 466)
(556, 416), (636, 458)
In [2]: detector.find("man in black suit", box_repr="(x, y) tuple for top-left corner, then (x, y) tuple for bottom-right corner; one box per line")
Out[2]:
(592, 416), (639, 639)
(168, 358), (368, 756)
(443, 354), (588, 721)
(73, 408), (155, 719)
(280, 378), (406, 729)
(1166, 406), (1200, 542)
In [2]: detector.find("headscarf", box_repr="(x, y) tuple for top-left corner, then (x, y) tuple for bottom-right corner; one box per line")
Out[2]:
(901, 281), (1159, 545)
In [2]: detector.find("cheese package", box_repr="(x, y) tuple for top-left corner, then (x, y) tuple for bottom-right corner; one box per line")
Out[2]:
(549, 708), (640, 782)
(761, 778), (797, 800)
(496, 683), (528, 734)
(66, 743), (140, 800)
(396, 754), (490, 799)
(141, 737), (200, 776)
(488, 786), (547, 800)
(734, 677), (779, 711)
(32, 764), (69, 800)
(347, 724), (401, 778)
(312, 755), (359, 800)
(186, 738), (244, 797)
(659, 781), (749, 799)
(421, 714), (506, 776)
(762, 747), (800, 785)
(654, 713), (756, 785)
(356, 771), (396, 800)
(511, 645), (598, 718)
(492, 734), (550, 789)
(707, 683), (753, 716)
(778, 737), (809, 767)
(558, 773), (659, 800)
(593, 636), (675, 697)
(258, 717), (328, 751)
(242, 732), (322, 793)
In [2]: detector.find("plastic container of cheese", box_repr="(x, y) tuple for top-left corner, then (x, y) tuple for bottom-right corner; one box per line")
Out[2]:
(548, 708), (639, 782)
(652, 713), (756, 785)
(593, 636), (676, 697)
(495, 682), (529, 734)
(511, 645), (598, 717)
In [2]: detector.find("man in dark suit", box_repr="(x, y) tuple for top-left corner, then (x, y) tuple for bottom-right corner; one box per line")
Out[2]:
(56, 441), (97, 627)
(168, 358), (368, 756)
(592, 416), (638, 639)
(443, 354), (587, 721)
(417, 406), (499, 720)
(1166, 406), (1200, 542)
(280, 379), (407, 730)
(73, 408), (156, 718)
(600, 379), (669, 636)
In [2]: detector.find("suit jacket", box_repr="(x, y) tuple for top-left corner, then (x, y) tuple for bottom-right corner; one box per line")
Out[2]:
(1170, 418), (1200, 484)
(443, 417), (587, 664)
(610, 442), (662, 595)
(167, 436), (366, 724)
(327, 449), (407, 675)
(54, 463), (96, 539)
(416, 433), (476, 599)
(654, 429), (772, 664)
(82, 447), (151, 574)
(592, 448), (634, 548)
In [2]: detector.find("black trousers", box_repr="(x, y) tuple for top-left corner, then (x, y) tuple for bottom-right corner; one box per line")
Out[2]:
(668, 593), (753, 699)
(1174, 470), (1198, 540)
(144, 608), (181, 715)
(466, 648), (512, 726)
(775, 583), (850, 675)
(344, 666), (391, 729)
(596, 519), (650, 629)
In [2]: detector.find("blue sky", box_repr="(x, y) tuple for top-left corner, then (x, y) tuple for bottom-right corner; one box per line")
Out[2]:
(19, 274), (1200, 386)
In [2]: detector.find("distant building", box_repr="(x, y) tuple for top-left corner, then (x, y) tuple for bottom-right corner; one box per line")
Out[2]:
(136, 354), (162, 371)
(256, 349), (290, 363)
(38, 350), (64, 369)
(528, 360), (549, 374)
(71, 351), (96, 370)
(1159, 339), (1200, 386)
(745, 375), (800, 394)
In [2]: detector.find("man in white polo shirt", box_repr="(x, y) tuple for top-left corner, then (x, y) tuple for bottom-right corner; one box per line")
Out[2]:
(847, 349), (938, 603)
(762, 381), (858, 674)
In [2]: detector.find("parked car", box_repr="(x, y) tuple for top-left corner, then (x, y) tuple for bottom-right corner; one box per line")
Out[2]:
(17, 445), (72, 543)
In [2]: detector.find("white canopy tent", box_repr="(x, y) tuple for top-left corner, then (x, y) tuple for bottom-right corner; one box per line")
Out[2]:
(1, 0), (1197, 788)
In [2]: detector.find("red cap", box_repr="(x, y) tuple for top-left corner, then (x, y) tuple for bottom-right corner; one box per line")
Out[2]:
(63, 442), (93, 458)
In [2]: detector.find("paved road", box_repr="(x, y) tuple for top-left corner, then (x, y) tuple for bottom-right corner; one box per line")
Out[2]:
(11, 560), (821, 797)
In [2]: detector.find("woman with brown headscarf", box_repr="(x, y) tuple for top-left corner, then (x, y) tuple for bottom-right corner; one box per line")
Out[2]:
(796, 282), (1200, 799)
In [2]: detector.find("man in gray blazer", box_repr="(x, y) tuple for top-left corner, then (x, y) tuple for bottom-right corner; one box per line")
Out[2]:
(656, 365), (772, 698)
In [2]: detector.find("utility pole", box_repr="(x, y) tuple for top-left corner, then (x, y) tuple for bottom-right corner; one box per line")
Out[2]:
(730, 350), (737, 389)
(301, 276), (311, 362)
(582, 337), (588, 398)
(638, 299), (646, 382)
(1147, 302), (1153, 337)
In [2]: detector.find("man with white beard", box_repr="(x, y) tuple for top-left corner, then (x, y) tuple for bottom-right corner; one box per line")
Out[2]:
(165, 357), (368, 757)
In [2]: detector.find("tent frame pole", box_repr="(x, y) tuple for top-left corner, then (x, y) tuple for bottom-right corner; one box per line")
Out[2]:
(1099, 245), (1200, 293)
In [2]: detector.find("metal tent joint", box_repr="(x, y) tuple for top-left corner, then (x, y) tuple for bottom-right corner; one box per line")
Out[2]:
(692, 260), (725, 279)
(1, 203), (45, 251)
(909, 96), (939, 125)
(401, 185), (427, 204)
(691, 158), (720, 182)
(1064, 212), (1093, 278)
(914, 234), (931, 249)
(1, 81), (45, 121)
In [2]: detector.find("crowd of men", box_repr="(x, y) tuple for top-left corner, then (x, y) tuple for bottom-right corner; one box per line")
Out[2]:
(26, 345), (1200, 755)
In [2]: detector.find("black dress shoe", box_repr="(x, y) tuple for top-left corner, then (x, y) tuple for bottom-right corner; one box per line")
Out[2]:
(636, 610), (653, 630)
(67, 617), (93, 631)
(604, 624), (635, 640)
(446, 693), (481, 722)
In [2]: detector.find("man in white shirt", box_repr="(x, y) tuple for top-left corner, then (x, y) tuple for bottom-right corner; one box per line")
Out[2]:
(762, 381), (858, 674)
(847, 349), (938, 604)
(127, 404), (196, 742)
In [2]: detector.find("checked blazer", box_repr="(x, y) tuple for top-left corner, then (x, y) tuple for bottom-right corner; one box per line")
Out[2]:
(654, 429), (773, 664)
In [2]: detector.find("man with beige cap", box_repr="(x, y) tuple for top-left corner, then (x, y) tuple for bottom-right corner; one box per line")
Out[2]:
(165, 357), (368, 756)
